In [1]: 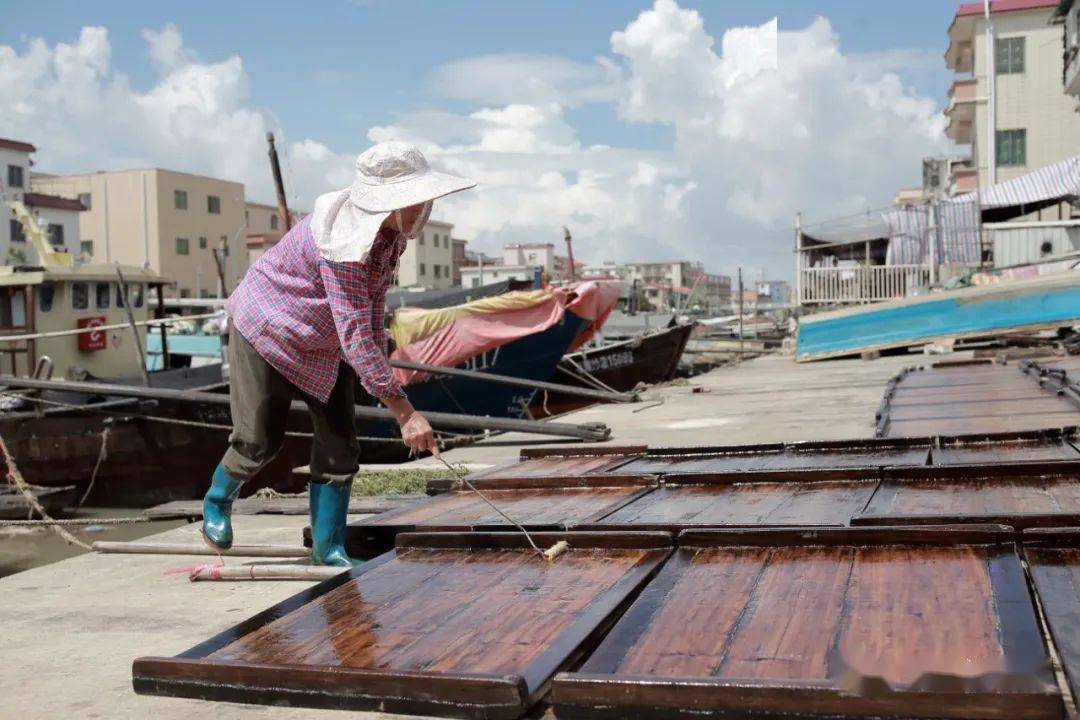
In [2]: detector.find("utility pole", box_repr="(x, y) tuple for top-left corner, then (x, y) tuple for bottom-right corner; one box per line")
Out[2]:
(737, 267), (744, 360)
(267, 132), (293, 233)
(562, 226), (576, 282)
(985, 0), (996, 185)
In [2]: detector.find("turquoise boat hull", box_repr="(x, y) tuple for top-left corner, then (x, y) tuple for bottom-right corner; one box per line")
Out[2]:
(797, 272), (1080, 361)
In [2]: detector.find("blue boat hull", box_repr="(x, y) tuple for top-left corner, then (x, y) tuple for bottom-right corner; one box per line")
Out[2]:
(797, 273), (1080, 361)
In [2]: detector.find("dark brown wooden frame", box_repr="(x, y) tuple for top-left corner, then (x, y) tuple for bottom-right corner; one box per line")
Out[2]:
(1022, 527), (1080, 707)
(330, 477), (659, 557)
(134, 531), (673, 720)
(553, 525), (1063, 720)
(852, 465), (1080, 530)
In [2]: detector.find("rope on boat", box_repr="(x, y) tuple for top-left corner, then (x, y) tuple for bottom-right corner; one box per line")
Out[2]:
(75, 427), (111, 508)
(0, 312), (220, 343)
(0, 432), (92, 549)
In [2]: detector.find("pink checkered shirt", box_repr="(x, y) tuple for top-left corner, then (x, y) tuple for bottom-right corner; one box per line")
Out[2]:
(227, 215), (406, 403)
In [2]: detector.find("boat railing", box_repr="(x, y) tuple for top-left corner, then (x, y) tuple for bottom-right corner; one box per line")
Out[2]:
(799, 264), (930, 305)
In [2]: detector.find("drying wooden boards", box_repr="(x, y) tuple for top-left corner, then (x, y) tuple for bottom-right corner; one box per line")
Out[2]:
(931, 435), (1080, 467)
(853, 468), (1080, 529)
(335, 480), (655, 557)
(616, 439), (930, 476)
(553, 527), (1062, 720)
(134, 531), (672, 719)
(578, 472), (878, 531)
(1023, 529), (1080, 705)
(463, 448), (644, 482)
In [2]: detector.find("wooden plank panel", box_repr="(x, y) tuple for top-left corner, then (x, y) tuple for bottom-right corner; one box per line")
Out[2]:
(933, 441), (1080, 466)
(855, 476), (1080, 528)
(134, 532), (672, 719)
(887, 398), (1077, 422)
(464, 455), (639, 481)
(554, 529), (1061, 720)
(888, 414), (1080, 438)
(1024, 543), (1080, 703)
(580, 480), (878, 531)
(339, 485), (654, 557)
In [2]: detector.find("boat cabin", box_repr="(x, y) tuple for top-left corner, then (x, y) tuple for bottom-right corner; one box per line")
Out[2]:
(0, 264), (170, 379)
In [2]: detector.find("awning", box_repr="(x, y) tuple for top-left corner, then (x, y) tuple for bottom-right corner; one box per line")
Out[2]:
(956, 155), (1080, 222)
(800, 214), (891, 247)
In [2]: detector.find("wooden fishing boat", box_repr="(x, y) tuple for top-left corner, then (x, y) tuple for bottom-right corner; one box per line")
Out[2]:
(530, 320), (694, 417)
(0, 483), (77, 520)
(796, 270), (1080, 361)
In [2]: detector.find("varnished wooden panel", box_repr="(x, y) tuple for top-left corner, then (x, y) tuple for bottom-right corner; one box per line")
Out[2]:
(854, 475), (1080, 528)
(933, 440), (1080, 466)
(554, 530), (1060, 720)
(339, 486), (653, 557)
(1025, 545), (1080, 704)
(134, 532), (671, 719)
(464, 455), (638, 481)
(887, 398), (1077, 422)
(888, 414), (1080, 438)
(581, 480), (877, 531)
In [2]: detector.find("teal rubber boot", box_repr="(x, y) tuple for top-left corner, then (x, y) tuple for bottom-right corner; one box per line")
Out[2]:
(202, 463), (244, 550)
(309, 482), (356, 567)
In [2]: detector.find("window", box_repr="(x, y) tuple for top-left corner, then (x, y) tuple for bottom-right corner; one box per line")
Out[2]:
(6, 165), (23, 188)
(199, 237), (207, 249)
(419, 233), (425, 246)
(432, 233), (439, 247)
(270, 214), (279, 230)
(996, 129), (1027, 166)
(130, 283), (144, 308)
(200, 289), (211, 299)
(95, 282), (111, 309)
(434, 265), (442, 279)
(80, 240), (94, 256)
(71, 282), (89, 310)
(471, 278), (480, 288)
(9, 219), (25, 243)
(221, 235), (229, 255)
(47, 224), (64, 248)
(38, 283), (55, 313)
(995, 36), (1025, 74)
(207, 195), (221, 214)
(446, 265), (451, 276)
(175, 237), (190, 255)
(420, 263), (426, 276)
(174, 190), (188, 210)
(78, 193), (92, 210)
(245, 209), (249, 225)
(179, 288), (191, 298)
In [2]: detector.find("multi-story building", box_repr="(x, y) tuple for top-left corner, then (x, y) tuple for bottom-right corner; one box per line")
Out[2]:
(1, 139), (82, 265)
(755, 280), (791, 308)
(32, 168), (246, 297)
(451, 238), (468, 287)
(945, 0), (1080, 197)
(624, 260), (731, 313)
(1056, 0), (1080, 99)
(460, 263), (541, 288)
(395, 219), (455, 289)
(245, 202), (303, 269)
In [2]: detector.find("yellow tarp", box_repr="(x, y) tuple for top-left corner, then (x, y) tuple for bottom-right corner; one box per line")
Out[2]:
(389, 289), (557, 349)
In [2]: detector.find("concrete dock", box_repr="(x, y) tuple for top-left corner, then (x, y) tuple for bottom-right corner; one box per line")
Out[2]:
(0, 352), (930, 719)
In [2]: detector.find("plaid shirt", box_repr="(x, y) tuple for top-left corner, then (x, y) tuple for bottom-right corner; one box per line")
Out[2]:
(227, 215), (406, 403)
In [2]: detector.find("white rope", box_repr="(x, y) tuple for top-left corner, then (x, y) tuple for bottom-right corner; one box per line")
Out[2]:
(0, 312), (219, 343)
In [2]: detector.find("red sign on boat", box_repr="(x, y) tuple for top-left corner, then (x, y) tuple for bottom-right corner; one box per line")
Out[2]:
(77, 316), (107, 352)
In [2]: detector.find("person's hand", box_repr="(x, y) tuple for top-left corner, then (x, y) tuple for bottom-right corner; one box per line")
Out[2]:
(399, 411), (436, 455)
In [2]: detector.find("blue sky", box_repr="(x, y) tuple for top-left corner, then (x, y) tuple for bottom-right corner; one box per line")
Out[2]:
(0, 1), (961, 278)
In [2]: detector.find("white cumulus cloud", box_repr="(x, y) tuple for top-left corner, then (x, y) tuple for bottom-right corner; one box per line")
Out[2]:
(0, 2), (949, 278)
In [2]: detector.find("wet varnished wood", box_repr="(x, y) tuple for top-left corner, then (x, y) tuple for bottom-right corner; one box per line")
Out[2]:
(134, 532), (671, 719)
(932, 439), (1080, 466)
(464, 454), (640, 481)
(854, 475), (1080, 528)
(582, 479), (878, 531)
(554, 529), (1060, 720)
(1024, 543), (1080, 703)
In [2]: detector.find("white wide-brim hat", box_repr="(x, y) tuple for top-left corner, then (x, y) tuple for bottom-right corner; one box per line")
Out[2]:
(311, 141), (475, 263)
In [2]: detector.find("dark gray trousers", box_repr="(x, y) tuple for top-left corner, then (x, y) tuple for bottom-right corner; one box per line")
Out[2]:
(221, 328), (360, 485)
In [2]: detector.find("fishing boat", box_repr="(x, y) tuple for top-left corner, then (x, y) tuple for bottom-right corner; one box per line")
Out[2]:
(530, 319), (694, 417)
(796, 268), (1080, 361)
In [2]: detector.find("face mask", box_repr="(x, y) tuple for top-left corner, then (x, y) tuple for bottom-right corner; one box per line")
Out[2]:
(395, 200), (432, 239)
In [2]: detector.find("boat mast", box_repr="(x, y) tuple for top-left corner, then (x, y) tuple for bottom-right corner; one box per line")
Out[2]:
(267, 132), (293, 234)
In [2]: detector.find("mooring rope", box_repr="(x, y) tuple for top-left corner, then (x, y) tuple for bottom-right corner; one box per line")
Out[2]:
(0, 432), (92, 549)
(75, 427), (111, 509)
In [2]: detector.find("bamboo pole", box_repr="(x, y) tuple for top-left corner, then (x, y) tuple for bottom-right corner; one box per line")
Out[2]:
(92, 541), (309, 557)
(189, 564), (344, 581)
(0, 375), (611, 441)
(115, 266), (152, 387)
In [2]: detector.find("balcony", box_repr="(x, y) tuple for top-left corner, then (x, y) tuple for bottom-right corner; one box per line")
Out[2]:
(945, 78), (977, 143)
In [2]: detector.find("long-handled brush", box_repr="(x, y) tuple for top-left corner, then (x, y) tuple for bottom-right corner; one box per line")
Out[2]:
(433, 451), (570, 563)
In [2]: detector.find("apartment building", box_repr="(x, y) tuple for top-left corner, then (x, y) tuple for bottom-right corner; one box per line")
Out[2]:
(624, 260), (731, 313)
(945, 0), (1080, 195)
(451, 238), (468, 286)
(33, 169), (245, 297)
(2, 139), (82, 265)
(245, 201), (303, 268)
(396, 219), (455, 289)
